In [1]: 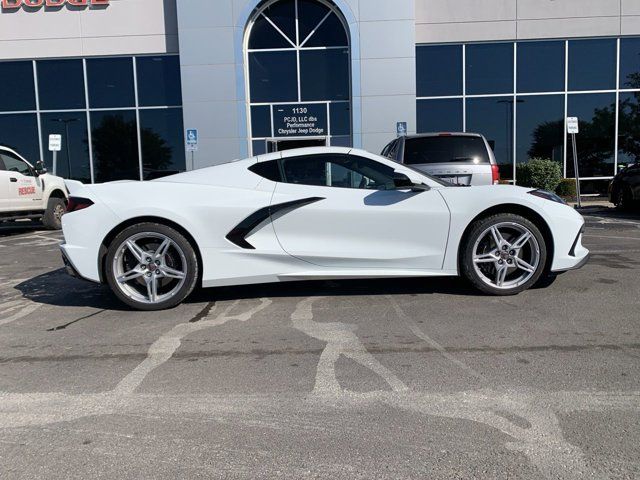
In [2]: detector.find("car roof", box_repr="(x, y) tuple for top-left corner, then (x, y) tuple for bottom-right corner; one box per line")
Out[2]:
(401, 132), (484, 139)
(255, 146), (354, 162)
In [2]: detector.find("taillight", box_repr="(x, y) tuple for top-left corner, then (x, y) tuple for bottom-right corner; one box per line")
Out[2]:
(491, 164), (501, 185)
(66, 196), (94, 213)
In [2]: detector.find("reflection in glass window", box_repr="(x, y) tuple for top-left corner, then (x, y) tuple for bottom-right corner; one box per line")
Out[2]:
(40, 112), (91, 183)
(517, 41), (565, 93)
(330, 103), (350, 136)
(466, 96), (514, 179)
(516, 95), (564, 166)
(466, 43), (513, 95)
(0, 62), (36, 112)
(90, 110), (140, 183)
(417, 98), (463, 133)
(37, 59), (85, 111)
(0, 114), (40, 165)
(620, 38), (640, 89)
(300, 49), (349, 101)
(251, 105), (272, 138)
(252, 140), (267, 156)
(249, 51), (297, 103)
(140, 109), (186, 180)
(568, 39), (616, 91)
(248, 14), (293, 49)
(298, 0), (332, 43)
(567, 93), (616, 177)
(618, 92), (640, 166)
(330, 136), (352, 147)
(416, 45), (462, 97)
(86, 57), (135, 109)
(259, 0), (296, 44)
(136, 56), (182, 107)
(281, 153), (395, 189)
(303, 12), (347, 47)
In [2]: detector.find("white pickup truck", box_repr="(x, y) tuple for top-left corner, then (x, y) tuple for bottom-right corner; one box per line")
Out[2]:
(0, 145), (68, 230)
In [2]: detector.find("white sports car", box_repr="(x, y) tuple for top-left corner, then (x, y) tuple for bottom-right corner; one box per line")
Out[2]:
(60, 147), (589, 310)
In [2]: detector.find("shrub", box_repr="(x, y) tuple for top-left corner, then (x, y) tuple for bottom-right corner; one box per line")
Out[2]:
(516, 158), (563, 192)
(556, 179), (577, 199)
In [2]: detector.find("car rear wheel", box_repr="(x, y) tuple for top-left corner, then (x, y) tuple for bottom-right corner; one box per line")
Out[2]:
(105, 223), (199, 311)
(461, 214), (547, 296)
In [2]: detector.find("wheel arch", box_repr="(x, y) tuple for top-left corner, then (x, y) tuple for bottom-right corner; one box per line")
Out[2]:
(48, 188), (67, 201)
(457, 203), (555, 273)
(98, 216), (203, 284)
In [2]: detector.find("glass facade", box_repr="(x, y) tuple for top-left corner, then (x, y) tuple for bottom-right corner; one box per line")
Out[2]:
(0, 54), (184, 183)
(246, 0), (351, 155)
(416, 37), (639, 188)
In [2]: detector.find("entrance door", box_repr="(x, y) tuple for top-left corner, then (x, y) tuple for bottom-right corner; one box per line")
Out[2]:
(267, 137), (327, 153)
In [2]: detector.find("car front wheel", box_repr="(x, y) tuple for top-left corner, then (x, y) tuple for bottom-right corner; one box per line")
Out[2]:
(105, 223), (199, 310)
(461, 214), (547, 296)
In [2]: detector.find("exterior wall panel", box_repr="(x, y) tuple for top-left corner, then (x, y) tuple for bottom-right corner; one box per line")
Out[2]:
(0, 0), (178, 59)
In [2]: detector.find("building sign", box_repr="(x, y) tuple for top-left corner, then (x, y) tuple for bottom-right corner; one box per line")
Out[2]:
(1, 0), (109, 10)
(273, 104), (327, 138)
(396, 122), (407, 137)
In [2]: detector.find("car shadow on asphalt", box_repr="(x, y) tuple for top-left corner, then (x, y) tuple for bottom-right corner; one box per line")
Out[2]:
(579, 206), (640, 221)
(0, 222), (48, 237)
(14, 268), (486, 310)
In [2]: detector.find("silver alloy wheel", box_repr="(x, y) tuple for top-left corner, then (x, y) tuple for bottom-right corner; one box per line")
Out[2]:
(472, 222), (541, 290)
(112, 232), (188, 304)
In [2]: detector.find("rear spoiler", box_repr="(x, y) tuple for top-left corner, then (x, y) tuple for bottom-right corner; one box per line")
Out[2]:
(64, 179), (85, 195)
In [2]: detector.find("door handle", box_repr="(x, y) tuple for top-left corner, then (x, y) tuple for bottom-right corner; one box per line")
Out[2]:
(9, 177), (17, 183)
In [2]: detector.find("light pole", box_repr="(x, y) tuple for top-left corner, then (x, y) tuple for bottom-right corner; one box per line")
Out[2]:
(51, 118), (79, 178)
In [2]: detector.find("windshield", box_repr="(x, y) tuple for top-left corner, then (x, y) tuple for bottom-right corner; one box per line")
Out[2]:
(404, 136), (490, 165)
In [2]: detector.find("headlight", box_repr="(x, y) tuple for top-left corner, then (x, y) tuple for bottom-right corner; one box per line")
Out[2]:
(527, 189), (567, 205)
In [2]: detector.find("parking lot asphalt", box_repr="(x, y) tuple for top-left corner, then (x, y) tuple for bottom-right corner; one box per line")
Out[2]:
(0, 210), (639, 479)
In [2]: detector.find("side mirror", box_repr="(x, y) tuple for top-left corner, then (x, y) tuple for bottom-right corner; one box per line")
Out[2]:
(393, 172), (413, 189)
(393, 171), (430, 192)
(34, 160), (47, 175)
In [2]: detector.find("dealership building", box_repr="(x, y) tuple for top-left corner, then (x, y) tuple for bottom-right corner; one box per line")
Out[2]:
(1, 0), (640, 193)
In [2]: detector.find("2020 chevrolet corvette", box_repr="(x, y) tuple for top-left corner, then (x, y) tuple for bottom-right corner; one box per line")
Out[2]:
(60, 147), (589, 310)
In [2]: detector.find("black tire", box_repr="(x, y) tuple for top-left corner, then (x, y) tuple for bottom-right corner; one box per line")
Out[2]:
(617, 186), (634, 211)
(105, 222), (199, 311)
(461, 214), (548, 296)
(42, 196), (66, 230)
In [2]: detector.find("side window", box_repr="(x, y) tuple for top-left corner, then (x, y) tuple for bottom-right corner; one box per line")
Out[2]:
(388, 139), (400, 160)
(0, 152), (32, 176)
(281, 154), (396, 190)
(249, 160), (282, 182)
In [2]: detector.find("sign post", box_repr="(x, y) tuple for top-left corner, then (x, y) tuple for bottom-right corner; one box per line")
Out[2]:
(566, 117), (581, 209)
(48, 134), (62, 176)
(185, 128), (198, 171)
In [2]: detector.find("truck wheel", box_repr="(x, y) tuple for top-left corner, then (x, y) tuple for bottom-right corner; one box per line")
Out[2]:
(42, 197), (66, 230)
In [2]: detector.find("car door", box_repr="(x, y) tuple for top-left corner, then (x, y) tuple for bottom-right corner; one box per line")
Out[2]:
(270, 152), (450, 270)
(0, 151), (42, 211)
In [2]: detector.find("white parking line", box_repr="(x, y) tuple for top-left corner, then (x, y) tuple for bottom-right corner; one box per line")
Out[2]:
(386, 295), (483, 379)
(113, 299), (272, 395)
(291, 297), (407, 394)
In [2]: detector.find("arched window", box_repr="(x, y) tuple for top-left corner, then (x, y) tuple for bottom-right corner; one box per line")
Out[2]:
(245, 0), (351, 155)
